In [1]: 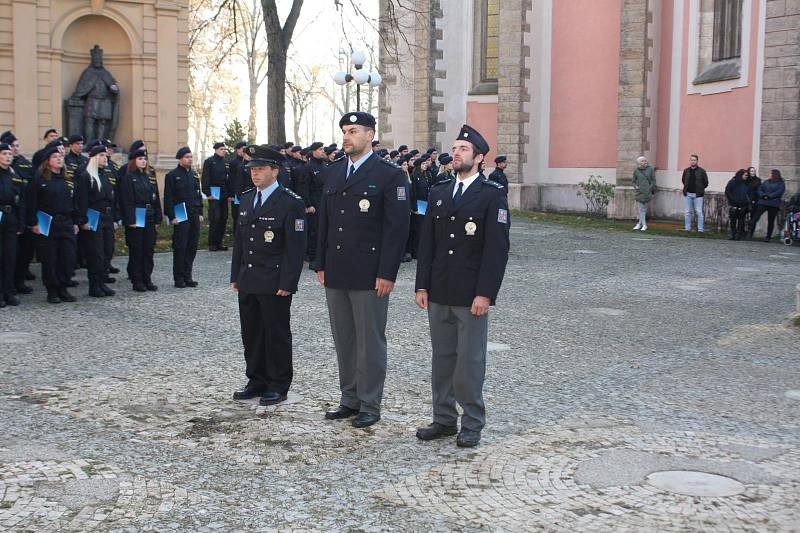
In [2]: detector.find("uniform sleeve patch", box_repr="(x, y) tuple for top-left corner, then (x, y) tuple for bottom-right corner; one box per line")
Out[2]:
(497, 208), (508, 224)
(397, 186), (407, 201)
(295, 219), (304, 231)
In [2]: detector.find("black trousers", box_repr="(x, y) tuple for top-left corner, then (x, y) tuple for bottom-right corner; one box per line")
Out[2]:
(412, 213), (424, 258)
(76, 230), (87, 269)
(729, 207), (748, 237)
(37, 218), (76, 292)
(208, 199), (228, 248)
(0, 220), (17, 297)
(238, 291), (293, 394)
(14, 230), (36, 288)
(171, 214), (200, 282)
(125, 223), (156, 285)
(750, 205), (780, 238)
(306, 211), (318, 259)
(80, 216), (114, 287)
(231, 199), (240, 227)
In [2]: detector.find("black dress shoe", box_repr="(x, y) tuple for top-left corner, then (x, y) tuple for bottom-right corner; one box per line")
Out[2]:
(456, 429), (481, 448)
(4, 294), (20, 306)
(100, 284), (116, 296)
(104, 277), (116, 284)
(324, 405), (359, 420)
(352, 412), (380, 428)
(259, 392), (288, 406)
(109, 266), (120, 274)
(132, 283), (147, 292)
(47, 293), (61, 304)
(66, 280), (79, 288)
(146, 283), (158, 291)
(232, 385), (264, 400)
(0, 299), (5, 308)
(185, 280), (198, 287)
(58, 289), (77, 302)
(416, 422), (458, 441)
(218, 246), (229, 251)
(208, 245), (219, 252)
(174, 279), (187, 288)
(89, 286), (106, 298)
(25, 270), (36, 281)
(15, 284), (33, 294)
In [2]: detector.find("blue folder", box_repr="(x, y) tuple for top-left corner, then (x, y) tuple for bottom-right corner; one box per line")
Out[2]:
(36, 211), (52, 237)
(174, 202), (188, 223)
(417, 200), (428, 215)
(86, 208), (100, 232)
(210, 186), (221, 200)
(0, 211), (3, 224)
(135, 207), (146, 228)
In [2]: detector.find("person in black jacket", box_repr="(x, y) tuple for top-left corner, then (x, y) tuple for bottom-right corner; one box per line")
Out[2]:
(312, 112), (410, 429)
(1, 131), (37, 295)
(300, 142), (327, 262)
(411, 154), (432, 258)
(230, 145), (306, 406)
(164, 147), (203, 288)
(228, 141), (247, 228)
(725, 169), (750, 241)
(681, 155), (709, 234)
(488, 155), (509, 189)
(0, 143), (25, 307)
(118, 150), (162, 292)
(414, 124), (510, 448)
(744, 166), (761, 237)
(76, 145), (117, 297)
(26, 146), (79, 304)
(201, 142), (230, 251)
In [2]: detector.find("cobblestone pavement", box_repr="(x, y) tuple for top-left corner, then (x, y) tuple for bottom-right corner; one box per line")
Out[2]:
(2, 219), (799, 532)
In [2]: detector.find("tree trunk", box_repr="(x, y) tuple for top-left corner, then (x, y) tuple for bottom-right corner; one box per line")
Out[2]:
(266, 51), (288, 144)
(248, 75), (258, 144)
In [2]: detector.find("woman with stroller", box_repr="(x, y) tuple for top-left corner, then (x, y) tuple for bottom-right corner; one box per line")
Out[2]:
(749, 169), (785, 242)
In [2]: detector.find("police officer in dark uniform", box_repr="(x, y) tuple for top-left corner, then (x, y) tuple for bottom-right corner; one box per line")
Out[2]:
(1, 131), (37, 294)
(118, 149), (162, 292)
(414, 124), (510, 448)
(312, 111), (410, 428)
(75, 144), (117, 297)
(298, 142), (327, 262)
(64, 135), (87, 183)
(164, 147), (203, 288)
(229, 141), (248, 227)
(27, 145), (80, 303)
(488, 155), (509, 189)
(99, 139), (121, 277)
(0, 142), (25, 307)
(231, 145), (306, 406)
(202, 142), (230, 251)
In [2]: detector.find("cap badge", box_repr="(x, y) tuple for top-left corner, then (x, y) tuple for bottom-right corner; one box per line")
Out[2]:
(463, 132), (468, 138)
(350, 115), (357, 123)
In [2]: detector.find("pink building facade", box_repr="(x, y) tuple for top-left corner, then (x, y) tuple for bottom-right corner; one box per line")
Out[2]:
(378, 0), (799, 223)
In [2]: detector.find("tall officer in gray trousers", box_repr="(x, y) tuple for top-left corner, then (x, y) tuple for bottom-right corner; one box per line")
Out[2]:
(312, 111), (410, 429)
(414, 124), (510, 447)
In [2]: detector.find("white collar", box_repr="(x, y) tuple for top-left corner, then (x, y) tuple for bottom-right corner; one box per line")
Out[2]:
(453, 172), (480, 197)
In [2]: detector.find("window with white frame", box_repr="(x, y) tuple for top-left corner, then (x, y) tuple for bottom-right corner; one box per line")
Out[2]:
(694, 0), (744, 85)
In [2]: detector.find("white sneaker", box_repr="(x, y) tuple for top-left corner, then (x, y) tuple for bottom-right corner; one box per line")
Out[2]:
(633, 223), (641, 230)
(640, 225), (648, 231)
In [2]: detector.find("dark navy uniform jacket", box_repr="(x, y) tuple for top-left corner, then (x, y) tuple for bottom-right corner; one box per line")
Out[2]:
(312, 153), (410, 290)
(76, 168), (117, 224)
(415, 175), (510, 307)
(26, 170), (79, 225)
(0, 166), (26, 233)
(231, 186), (307, 294)
(163, 165), (203, 219)
(201, 154), (230, 198)
(118, 168), (163, 226)
(488, 167), (509, 189)
(64, 151), (88, 187)
(296, 157), (327, 208)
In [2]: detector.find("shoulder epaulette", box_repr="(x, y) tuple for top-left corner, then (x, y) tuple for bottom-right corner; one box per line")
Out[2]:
(482, 178), (505, 189)
(240, 186), (255, 196)
(282, 187), (302, 201)
(432, 177), (454, 187)
(378, 157), (400, 169)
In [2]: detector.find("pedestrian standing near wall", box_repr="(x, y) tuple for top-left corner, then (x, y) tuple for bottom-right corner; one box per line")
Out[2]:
(725, 169), (750, 241)
(750, 169), (786, 242)
(681, 154), (709, 236)
(632, 156), (656, 232)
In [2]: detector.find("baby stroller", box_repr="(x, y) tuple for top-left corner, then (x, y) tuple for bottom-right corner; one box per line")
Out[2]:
(782, 192), (800, 246)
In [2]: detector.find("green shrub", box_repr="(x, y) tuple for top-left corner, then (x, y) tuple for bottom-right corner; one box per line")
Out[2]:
(577, 175), (615, 217)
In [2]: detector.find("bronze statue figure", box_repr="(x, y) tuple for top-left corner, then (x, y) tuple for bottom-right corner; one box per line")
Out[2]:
(71, 45), (120, 142)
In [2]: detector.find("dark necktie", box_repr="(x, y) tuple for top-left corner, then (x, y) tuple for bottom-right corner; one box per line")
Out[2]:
(256, 190), (262, 209)
(453, 181), (464, 205)
(347, 165), (355, 181)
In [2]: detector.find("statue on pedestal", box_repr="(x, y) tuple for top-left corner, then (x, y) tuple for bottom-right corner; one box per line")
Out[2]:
(71, 45), (120, 142)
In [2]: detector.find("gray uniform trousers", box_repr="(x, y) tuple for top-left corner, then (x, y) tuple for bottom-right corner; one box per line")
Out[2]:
(428, 301), (489, 432)
(325, 288), (389, 415)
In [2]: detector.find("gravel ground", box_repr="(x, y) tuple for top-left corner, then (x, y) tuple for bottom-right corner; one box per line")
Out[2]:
(1, 217), (799, 532)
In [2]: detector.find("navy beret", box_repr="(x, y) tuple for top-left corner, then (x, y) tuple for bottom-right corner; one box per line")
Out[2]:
(130, 140), (145, 152)
(68, 134), (84, 144)
(409, 149), (419, 157)
(398, 145), (408, 151)
(0, 131), (15, 144)
(339, 111), (376, 129)
(290, 146), (302, 153)
(86, 139), (102, 150)
(389, 150), (399, 158)
(175, 146), (192, 159)
(128, 148), (147, 161)
(43, 128), (57, 139)
(494, 155), (507, 164)
(234, 141), (247, 149)
(324, 146), (336, 155)
(371, 140), (380, 147)
(456, 124), (490, 155)
(437, 153), (450, 164)
(282, 142), (294, 149)
(309, 142), (324, 151)
(40, 145), (61, 162)
(213, 142), (226, 150)
(88, 145), (107, 157)
(0, 143), (10, 152)
(440, 154), (453, 165)
(103, 139), (117, 148)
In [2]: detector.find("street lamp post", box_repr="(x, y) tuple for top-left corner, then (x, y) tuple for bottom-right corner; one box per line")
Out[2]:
(334, 50), (381, 112)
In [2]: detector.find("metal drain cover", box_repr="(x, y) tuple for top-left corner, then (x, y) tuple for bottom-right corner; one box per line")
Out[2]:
(646, 470), (745, 497)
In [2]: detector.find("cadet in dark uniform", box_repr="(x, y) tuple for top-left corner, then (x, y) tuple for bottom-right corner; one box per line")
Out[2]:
(0, 143), (25, 307)
(75, 144), (117, 297)
(1, 131), (37, 294)
(488, 155), (509, 189)
(414, 125), (510, 448)
(299, 142), (327, 262)
(231, 145), (306, 406)
(411, 154), (432, 258)
(202, 142), (230, 251)
(312, 112), (410, 428)
(229, 141), (247, 227)
(65, 135), (88, 271)
(27, 146), (80, 303)
(100, 139), (121, 277)
(164, 147), (203, 288)
(118, 149), (162, 292)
